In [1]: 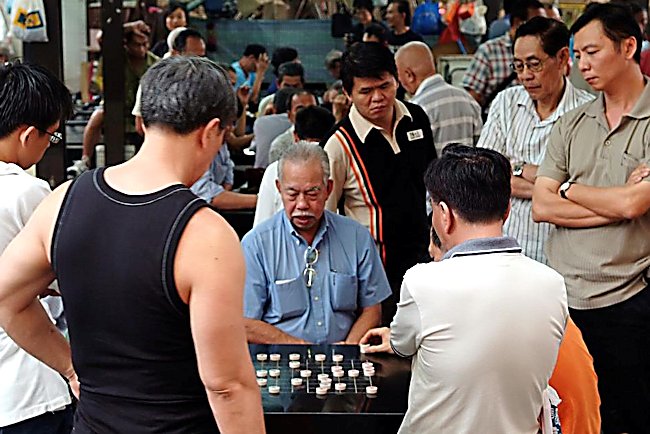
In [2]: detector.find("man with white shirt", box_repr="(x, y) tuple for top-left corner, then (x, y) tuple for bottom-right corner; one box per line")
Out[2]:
(478, 16), (593, 263)
(0, 62), (74, 433)
(268, 90), (317, 164)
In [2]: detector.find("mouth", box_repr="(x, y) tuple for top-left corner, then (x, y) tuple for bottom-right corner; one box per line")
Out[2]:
(292, 215), (315, 225)
(584, 76), (597, 84)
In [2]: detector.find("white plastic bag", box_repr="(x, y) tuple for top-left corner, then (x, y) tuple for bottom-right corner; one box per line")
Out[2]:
(10, 0), (47, 42)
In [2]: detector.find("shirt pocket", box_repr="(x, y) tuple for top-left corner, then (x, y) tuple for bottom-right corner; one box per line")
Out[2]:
(621, 152), (642, 179)
(271, 279), (308, 321)
(329, 272), (358, 312)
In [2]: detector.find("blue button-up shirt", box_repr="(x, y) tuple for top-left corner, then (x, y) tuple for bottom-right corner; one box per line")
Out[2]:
(242, 210), (391, 344)
(190, 145), (234, 202)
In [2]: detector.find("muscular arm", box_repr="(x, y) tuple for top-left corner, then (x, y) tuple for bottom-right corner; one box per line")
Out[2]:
(564, 179), (650, 220)
(511, 165), (538, 199)
(244, 318), (309, 344)
(175, 209), (264, 433)
(210, 191), (257, 210)
(344, 304), (381, 344)
(532, 177), (619, 227)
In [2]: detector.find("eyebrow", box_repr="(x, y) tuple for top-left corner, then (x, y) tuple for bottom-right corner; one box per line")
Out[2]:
(574, 43), (599, 51)
(358, 80), (392, 92)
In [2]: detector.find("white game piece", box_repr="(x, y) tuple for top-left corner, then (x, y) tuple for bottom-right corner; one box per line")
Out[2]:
(256, 369), (268, 378)
(269, 385), (281, 394)
(317, 373), (330, 382)
(359, 344), (370, 354)
(270, 353), (281, 362)
(363, 368), (376, 376)
(362, 362), (373, 370)
(289, 353), (301, 361)
(291, 377), (303, 386)
(320, 377), (332, 385)
(332, 354), (344, 363)
(335, 382), (347, 392)
(256, 378), (267, 387)
(256, 353), (268, 362)
(348, 369), (360, 377)
(315, 354), (326, 362)
(269, 369), (281, 377)
(289, 361), (301, 369)
(331, 365), (344, 373)
(300, 369), (312, 378)
(333, 370), (344, 378)
(316, 386), (328, 395)
(366, 386), (378, 395)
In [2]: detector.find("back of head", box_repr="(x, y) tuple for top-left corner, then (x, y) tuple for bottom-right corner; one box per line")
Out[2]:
(363, 23), (388, 44)
(140, 56), (236, 134)
(278, 62), (305, 83)
(424, 144), (511, 223)
(294, 106), (336, 142)
(390, 0), (411, 26)
(272, 47), (299, 76)
(395, 41), (435, 72)
(324, 49), (343, 70)
(172, 28), (205, 54)
(570, 2), (642, 63)
(510, 0), (544, 24)
(274, 87), (299, 114)
(243, 44), (266, 59)
(278, 141), (330, 184)
(0, 62), (72, 140)
(514, 16), (569, 56)
(353, 0), (373, 13)
(341, 42), (398, 94)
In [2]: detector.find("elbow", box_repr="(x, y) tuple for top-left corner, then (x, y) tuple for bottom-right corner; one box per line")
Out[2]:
(202, 377), (250, 401)
(621, 201), (647, 220)
(531, 200), (548, 223)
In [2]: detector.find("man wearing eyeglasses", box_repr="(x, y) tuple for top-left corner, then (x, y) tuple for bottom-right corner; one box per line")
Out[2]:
(477, 16), (593, 264)
(0, 62), (74, 433)
(242, 143), (391, 344)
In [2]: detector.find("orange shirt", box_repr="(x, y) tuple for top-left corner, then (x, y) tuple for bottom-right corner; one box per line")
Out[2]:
(549, 317), (601, 434)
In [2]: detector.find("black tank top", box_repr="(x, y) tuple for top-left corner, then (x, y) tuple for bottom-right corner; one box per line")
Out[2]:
(52, 168), (218, 433)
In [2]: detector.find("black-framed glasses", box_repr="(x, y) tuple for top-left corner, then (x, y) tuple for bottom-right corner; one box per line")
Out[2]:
(303, 246), (319, 289)
(36, 128), (63, 144)
(510, 57), (550, 73)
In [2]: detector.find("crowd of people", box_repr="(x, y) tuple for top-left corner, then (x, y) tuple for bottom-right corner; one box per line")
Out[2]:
(0, 0), (649, 433)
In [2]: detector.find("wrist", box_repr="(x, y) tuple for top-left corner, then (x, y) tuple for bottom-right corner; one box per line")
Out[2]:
(559, 181), (574, 199)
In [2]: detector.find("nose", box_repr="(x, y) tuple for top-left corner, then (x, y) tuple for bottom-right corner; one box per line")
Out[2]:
(577, 54), (589, 72)
(370, 89), (384, 102)
(296, 194), (309, 210)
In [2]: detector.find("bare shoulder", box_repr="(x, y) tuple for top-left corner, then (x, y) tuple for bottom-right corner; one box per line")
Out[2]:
(27, 180), (73, 262)
(182, 207), (240, 248)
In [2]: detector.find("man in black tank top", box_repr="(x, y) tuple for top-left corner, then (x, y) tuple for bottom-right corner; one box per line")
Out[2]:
(0, 57), (265, 434)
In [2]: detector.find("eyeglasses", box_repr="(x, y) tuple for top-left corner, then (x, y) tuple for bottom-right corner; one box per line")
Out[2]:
(303, 246), (319, 289)
(510, 57), (550, 73)
(36, 128), (63, 144)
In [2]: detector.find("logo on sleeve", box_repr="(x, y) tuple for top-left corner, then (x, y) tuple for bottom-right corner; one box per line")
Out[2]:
(407, 129), (424, 141)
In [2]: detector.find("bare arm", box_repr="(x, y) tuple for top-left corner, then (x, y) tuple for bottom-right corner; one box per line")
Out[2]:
(210, 191), (257, 210)
(344, 304), (381, 344)
(244, 318), (309, 344)
(226, 132), (254, 151)
(511, 165), (538, 200)
(532, 177), (619, 227)
(175, 209), (265, 434)
(82, 108), (104, 160)
(250, 53), (269, 104)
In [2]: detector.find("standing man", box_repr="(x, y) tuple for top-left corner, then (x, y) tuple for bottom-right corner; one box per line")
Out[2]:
(361, 145), (568, 433)
(478, 17), (593, 263)
(323, 42), (436, 324)
(385, 0), (424, 53)
(396, 41), (482, 155)
(268, 90), (317, 164)
(533, 3), (650, 432)
(0, 62), (74, 434)
(0, 57), (265, 433)
(232, 44), (269, 104)
(462, 0), (546, 108)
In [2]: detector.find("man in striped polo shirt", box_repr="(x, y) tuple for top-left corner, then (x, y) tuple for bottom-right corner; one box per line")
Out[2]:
(323, 42), (436, 324)
(478, 16), (593, 263)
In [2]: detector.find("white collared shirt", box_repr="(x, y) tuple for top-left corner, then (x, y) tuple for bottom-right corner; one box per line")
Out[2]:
(348, 99), (413, 154)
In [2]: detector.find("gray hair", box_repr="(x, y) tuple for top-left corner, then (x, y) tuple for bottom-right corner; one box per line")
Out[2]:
(277, 141), (330, 186)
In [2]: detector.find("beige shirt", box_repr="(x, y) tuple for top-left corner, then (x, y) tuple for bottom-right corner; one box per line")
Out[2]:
(538, 82), (650, 309)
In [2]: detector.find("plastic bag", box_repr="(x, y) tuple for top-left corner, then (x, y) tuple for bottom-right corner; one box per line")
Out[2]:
(412, 0), (442, 36)
(459, 0), (487, 36)
(10, 0), (47, 42)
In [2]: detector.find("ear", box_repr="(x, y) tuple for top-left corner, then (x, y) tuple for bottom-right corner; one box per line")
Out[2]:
(503, 201), (511, 223)
(622, 36), (638, 60)
(325, 179), (333, 199)
(18, 126), (37, 148)
(199, 118), (226, 149)
(292, 131), (300, 143)
(275, 178), (282, 194)
(556, 46), (570, 65)
(439, 201), (454, 235)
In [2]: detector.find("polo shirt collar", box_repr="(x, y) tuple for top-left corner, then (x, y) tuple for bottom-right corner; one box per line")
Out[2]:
(414, 74), (445, 98)
(584, 78), (650, 121)
(281, 209), (330, 247)
(0, 162), (24, 176)
(349, 99), (413, 143)
(442, 236), (521, 260)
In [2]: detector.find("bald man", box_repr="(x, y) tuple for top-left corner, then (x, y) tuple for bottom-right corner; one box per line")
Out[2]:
(396, 42), (482, 155)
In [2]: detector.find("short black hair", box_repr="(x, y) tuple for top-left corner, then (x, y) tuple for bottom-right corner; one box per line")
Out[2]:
(278, 62), (305, 84)
(514, 16), (570, 57)
(389, 0), (411, 26)
(0, 62), (72, 140)
(363, 23), (388, 44)
(172, 28), (205, 54)
(353, 0), (373, 12)
(295, 106), (335, 142)
(243, 44), (266, 58)
(510, 0), (544, 24)
(424, 144), (511, 223)
(274, 87), (300, 114)
(141, 57), (236, 134)
(289, 90), (316, 111)
(571, 2), (642, 63)
(271, 47), (299, 76)
(341, 42), (398, 94)
(164, 2), (186, 19)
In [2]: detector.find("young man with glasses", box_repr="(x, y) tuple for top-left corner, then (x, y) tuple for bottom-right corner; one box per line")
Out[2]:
(242, 143), (391, 344)
(0, 62), (74, 433)
(477, 16), (593, 263)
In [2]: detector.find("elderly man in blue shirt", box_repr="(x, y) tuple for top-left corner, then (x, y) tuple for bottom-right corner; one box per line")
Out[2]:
(242, 143), (391, 344)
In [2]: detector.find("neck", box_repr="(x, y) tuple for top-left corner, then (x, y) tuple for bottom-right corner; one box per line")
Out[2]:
(603, 67), (645, 112)
(446, 221), (504, 251)
(394, 24), (408, 35)
(535, 78), (565, 120)
(375, 105), (396, 132)
(0, 138), (19, 166)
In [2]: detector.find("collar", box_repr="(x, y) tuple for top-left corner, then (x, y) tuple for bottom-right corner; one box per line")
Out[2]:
(496, 32), (513, 48)
(281, 209), (330, 247)
(0, 161), (24, 176)
(515, 78), (578, 124)
(442, 236), (521, 260)
(584, 77), (650, 120)
(414, 74), (445, 98)
(349, 99), (413, 143)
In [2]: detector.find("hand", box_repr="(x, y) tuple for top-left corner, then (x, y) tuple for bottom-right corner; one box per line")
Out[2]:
(332, 93), (350, 122)
(237, 85), (251, 105)
(359, 327), (393, 354)
(522, 164), (538, 183)
(123, 20), (151, 38)
(626, 164), (650, 185)
(64, 370), (80, 399)
(256, 52), (270, 75)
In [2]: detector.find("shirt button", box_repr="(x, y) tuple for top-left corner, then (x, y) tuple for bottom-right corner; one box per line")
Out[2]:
(317, 321), (323, 326)
(605, 140), (611, 146)
(314, 296), (319, 301)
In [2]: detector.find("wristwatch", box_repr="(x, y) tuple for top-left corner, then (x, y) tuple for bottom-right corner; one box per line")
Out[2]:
(513, 163), (525, 178)
(559, 181), (574, 199)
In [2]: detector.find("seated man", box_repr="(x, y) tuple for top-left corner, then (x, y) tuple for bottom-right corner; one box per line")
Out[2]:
(268, 90), (317, 164)
(258, 61), (304, 117)
(361, 145), (567, 433)
(243, 143), (391, 344)
(251, 87), (297, 168)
